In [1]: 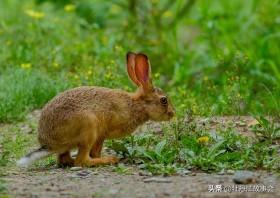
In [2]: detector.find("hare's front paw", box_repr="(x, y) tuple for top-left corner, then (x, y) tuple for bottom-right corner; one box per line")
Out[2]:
(103, 156), (119, 164)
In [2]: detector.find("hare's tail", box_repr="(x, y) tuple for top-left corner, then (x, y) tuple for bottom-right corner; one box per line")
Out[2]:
(17, 146), (51, 168)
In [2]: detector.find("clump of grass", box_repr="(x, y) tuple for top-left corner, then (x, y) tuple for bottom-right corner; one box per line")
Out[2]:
(0, 68), (72, 122)
(0, 121), (38, 167)
(108, 118), (280, 175)
(0, 179), (8, 197)
(252, 116), (280, 143)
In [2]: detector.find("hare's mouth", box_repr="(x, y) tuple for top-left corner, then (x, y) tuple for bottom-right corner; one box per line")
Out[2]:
(167, 111), (175, 118)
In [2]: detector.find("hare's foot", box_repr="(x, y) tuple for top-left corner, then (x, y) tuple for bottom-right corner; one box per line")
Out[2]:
(75, 146), (119, 167)
(58, 151), (74, 167)
(95, 156), (120, 165)
(75, 156), (119, 167)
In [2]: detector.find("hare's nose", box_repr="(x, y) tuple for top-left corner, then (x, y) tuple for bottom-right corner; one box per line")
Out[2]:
(167, 111), (175, 118)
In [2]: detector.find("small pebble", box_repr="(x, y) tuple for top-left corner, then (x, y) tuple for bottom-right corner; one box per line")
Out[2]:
(139, 171), (152, 176)
(178, 170), (191, 176)
(190, 172), (196, 176)
(70, 167), (83, 171)
(227, 170), (235, 175)
(233, 170), (258, 184)
(76, 170), (91, 177)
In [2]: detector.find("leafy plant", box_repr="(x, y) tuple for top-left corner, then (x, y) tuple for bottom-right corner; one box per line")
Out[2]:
(107, 118), (280, 175)
(0, 179), (8, 197)
(252, 116), (280, 143)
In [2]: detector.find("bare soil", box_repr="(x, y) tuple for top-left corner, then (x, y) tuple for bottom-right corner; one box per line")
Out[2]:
(3, 167), (280, 198)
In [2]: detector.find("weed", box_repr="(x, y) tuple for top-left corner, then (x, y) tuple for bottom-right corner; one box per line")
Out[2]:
(113, 164), (132, 174)
(252, 116), (280, 143)
(0, 179), (9, 198)
(107, 119), (280, 175)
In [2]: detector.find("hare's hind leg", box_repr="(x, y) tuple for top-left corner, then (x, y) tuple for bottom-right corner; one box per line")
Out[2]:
(75, 145), (119, 167)
(58, 151), (74, 167)
(90, 137), (104, 158)
(90, 137), (120, 164)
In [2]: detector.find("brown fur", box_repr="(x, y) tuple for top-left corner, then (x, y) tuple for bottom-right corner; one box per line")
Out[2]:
(36, 52), (175, 167)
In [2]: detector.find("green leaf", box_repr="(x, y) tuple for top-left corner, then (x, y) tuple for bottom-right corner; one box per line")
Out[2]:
(155, 139), (167, 155)
(111, 141), (128, 154)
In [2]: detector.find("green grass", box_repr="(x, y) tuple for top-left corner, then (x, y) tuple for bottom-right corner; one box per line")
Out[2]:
(252, 116), (280, 143)
(0, 69), (73, 122)
(0, 179), (9, 198)
(0, 0), (280, 121)
(108, 117), (280, 175)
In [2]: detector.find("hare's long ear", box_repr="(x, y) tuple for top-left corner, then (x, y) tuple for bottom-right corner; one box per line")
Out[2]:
(126, 52), (141, 86)
(135, 53), (153, 93)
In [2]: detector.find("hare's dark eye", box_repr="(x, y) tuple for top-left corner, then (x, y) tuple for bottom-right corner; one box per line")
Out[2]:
(160, 97), (168, 106)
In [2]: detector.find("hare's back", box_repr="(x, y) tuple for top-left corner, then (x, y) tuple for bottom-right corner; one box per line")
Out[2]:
(38, 86), (114, 133)
(44, 86), (111, 110)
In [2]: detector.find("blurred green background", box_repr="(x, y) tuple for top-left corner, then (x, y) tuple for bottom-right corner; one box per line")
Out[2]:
(0, 0), (280, 122)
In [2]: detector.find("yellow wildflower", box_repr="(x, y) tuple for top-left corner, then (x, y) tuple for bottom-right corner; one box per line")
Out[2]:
(149, 39), (159, 45)
(152, 0), (159, 4)
(110, 4), (121, 14)
(122, 20), (128, 27)
(64, 4), (76, 12)
(21, 63), (32, 69)
(87, 70), (92, 75)
(114, 45), (122, 51)
(105, 73), (113, 79)
(25, 9), (45, 19)
(53, 62), (59, 68)
(163, 11), (173, 18)
(102, 36), (108, 45)
(180, 104), (187, 109)
(6, 41), (12, 46)
(154, 73), (160, 79)
(74, 74), (79, 80)
(197, 136), (209, 144)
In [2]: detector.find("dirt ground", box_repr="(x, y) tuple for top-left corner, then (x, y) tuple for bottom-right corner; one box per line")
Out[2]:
(3, 167), (280, 198)
(1, 113), (280, 198)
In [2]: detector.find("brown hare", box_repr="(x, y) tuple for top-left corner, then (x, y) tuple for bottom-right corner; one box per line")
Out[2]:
(17, 52), (175, 167)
